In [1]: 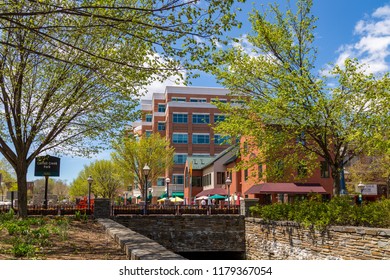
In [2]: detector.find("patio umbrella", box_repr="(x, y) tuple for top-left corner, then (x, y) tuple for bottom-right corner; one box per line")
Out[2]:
(170, 197), (184, 202)
(195, 196), (209, 200)
(209, 194), (226, 200)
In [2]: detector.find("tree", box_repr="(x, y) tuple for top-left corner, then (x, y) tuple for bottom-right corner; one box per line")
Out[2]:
(32, 178), (69, 202)
(0, 1), (242, 216)
(111, 133), (174, 201)
(211, 0), (390, 195)
(69, 159), (123, 201)
(0, 158), (16, 201)
(346, 155), (390, 185)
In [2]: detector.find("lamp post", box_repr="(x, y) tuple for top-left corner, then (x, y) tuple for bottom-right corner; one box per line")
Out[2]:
(165, 177), (170, 203)
(87, 176), (93, 213)
(225, 177), (232, 210)
(143, 164), (150, 215)
(357, 182), (365, 206)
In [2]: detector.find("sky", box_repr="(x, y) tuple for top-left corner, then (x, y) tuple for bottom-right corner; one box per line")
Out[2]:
(26, 0), (390, 184)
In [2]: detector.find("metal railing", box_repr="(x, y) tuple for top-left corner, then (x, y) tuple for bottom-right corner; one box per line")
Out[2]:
(112, 204), (240, 216)
(0, 204), (240, 216)
(0, 205), (93, 216)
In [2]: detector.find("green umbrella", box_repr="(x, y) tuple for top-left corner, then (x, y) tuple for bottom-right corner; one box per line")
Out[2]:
(209, 194), (226, 200)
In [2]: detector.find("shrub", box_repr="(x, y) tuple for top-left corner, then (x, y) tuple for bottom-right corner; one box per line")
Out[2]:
(1, 216), (70, 258)
(11, 241), (36, 258)
(250, 197), (390, 229)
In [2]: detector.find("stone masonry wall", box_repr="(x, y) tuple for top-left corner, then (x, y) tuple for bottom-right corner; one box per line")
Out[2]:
(246, 217), (390, 260)
(98, 218), (186, 260)
(113, 215), (245, 253)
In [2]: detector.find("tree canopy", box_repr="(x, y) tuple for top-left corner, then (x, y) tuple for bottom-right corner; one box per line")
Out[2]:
(111, 133), (174, 200)
(211, 0), (390, 195)
(69, 159), (122, 201)
(0, 0), (243, 216)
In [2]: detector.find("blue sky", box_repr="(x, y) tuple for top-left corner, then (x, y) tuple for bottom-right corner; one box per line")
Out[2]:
(27, 0), (390, 184)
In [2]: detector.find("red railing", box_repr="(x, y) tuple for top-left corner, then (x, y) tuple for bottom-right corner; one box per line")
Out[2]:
(112, 204), (240, 215)
(0, 205), (93, 216)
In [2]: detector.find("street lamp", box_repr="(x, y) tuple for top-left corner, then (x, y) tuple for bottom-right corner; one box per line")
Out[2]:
(87, 176), (93, 213)
(225, 177), (232, 210)
(357, 182), (365, 206)
(165, 177), (170, 203)
(143, 164), (150, 215)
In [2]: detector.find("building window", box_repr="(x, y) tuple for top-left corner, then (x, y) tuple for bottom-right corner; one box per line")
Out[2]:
(157, 178), (165, 187)
(173, 175), (184, 184)
(172, 133), (188, 144)
(173, 154), (187, 164)
(157, 104), (166, 112)
(173, 113), (188, 123)
(157, 122), (165, 131)
(192, 134), (210, 144)
(211, 98), (227, 103)
(192, 114), (210, 124)
(320, 161), (330, 178)
(190, 98), (207, 103)
(202, 173), (212, 186)
(298, 163), (308, 177)
(145, 131), (152, 137)
(231, 99), (245, 105)
(192, 176), (202, 187)
(217, 172), (226, 185)
(145, 114), (152, 122)
(243, 141), (248, 153)
(171, 97), (186, 102)
(273, 160), (284, 179)
(214, 114), (225, 123)
(297, 131), (306, 145)
(214, 134), (230, 145)
(244, 169), (249, 181)
(258, 164), (263, 178)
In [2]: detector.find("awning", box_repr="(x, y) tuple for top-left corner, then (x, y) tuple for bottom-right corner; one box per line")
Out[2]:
(195, 188), (227, 197)
(245, 183), (328, 195)
(158, 193), (168, 199)
(171, 191), (184, 198)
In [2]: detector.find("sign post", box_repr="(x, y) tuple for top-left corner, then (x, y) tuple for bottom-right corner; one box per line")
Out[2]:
(34, 156), (60, 209)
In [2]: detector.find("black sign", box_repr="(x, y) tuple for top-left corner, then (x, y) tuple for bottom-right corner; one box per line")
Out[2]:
(34, 156), (60, 177)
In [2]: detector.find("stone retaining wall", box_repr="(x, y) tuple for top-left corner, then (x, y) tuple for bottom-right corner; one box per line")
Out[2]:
(246, 217), (390, 260)
(98, 218), (186, 260)
(113, 215), (245, 253)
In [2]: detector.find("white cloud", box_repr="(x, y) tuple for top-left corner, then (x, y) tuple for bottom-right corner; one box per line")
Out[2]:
(140, 53), (186, 100)
(231, 34), (259, 58)
(140, 72), (186, 100)
(336, 5), (390, 74)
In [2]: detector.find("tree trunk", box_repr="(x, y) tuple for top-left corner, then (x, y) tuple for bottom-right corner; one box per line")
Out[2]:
(16, 160), (28, 218)
(331, 165), (341, 196)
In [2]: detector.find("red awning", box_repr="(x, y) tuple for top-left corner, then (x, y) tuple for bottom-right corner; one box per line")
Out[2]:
(245, 183), (328, 195)
(195, 188), (227, 197)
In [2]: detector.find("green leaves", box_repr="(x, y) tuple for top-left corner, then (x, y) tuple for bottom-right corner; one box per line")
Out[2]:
(69, 159), (122, 200)
(250, 197), (390, 229)
(210, 0), (390, 195)
(111, 133), (174, 195)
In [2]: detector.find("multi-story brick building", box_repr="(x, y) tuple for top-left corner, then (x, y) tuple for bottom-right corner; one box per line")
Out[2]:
(131, 86), (233, 200)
